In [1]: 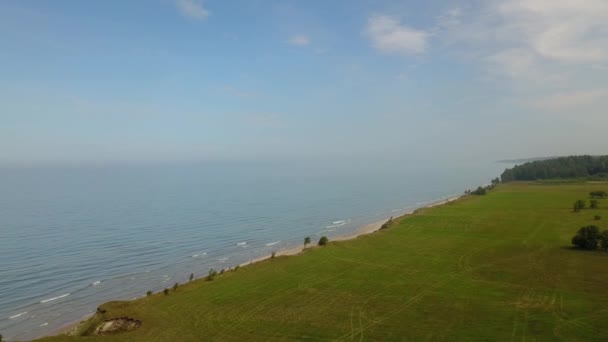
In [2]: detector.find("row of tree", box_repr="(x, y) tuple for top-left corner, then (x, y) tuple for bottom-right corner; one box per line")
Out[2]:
(501, 155), (608, 182)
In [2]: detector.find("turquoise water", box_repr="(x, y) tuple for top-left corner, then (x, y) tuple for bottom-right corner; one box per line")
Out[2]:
(0, 160), (505, 340)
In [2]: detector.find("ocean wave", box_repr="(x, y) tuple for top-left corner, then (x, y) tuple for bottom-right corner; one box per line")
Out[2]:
(219, 257), (229, 262)
(332, 220), (346, 225)
(326, 219), (349, 229)
(266, 241), (280, 246)
(236, 242), (247, 246)
(92, 281), (101, 286)
(9, 311), (28, 319)
(40, 322), (48, 327)
(192, 252), (207, 258)
(40, 293), (70, 304)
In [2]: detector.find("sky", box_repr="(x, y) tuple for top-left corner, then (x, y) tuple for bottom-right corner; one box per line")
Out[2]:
(1, 0), (607, 166)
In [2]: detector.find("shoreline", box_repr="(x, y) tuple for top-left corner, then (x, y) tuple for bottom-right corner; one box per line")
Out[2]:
(47, 193), (462, 338)
(241, 194), (462, 265)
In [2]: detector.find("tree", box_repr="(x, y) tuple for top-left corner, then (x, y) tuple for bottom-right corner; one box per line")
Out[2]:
(573, 200), (586, 212)
(163, 288), (169, 295)
(471, 187), (487, 195)
(491, 177), (500, 185)
(146, 290), (153, 296)
(595, 215), (602, 221)
(304, 236), (311, 247)
(590, 199), (599, 209)
(318, 236), (329, 246)
(590, 191), (608, 198)
(271, 251), (276, 259)
(189, 273), (194, 282)
(206, 268), (218, 281)
(571, 225), (601, 250)
(601, 230), (608, 250)
(173, 282), (179, 291)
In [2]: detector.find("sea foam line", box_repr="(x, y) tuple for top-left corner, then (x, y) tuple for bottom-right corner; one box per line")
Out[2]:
(9, 311), (28, 319)
(40, 293), (70, 303)
(266, 241), (280, 246)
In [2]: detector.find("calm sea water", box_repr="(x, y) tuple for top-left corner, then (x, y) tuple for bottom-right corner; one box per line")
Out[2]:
(0, 160), (506, 340)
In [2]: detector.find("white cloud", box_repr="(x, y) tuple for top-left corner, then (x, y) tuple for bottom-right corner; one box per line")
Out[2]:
(532, 88), (608, 111)
(365, 15), (429, 56)
(288, 35), (311, 47)
(440, 0), (608, 78)
(175, 0), (209, 20)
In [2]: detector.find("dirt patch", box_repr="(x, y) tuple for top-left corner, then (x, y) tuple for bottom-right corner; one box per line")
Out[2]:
(93, 317), (141, 335)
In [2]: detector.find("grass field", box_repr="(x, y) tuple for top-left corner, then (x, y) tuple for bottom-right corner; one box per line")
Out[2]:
(39, 182), (608, 341)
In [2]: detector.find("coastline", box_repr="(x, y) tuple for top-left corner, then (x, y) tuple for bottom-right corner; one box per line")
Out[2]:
(48, 193), (462, 338)
(241, 194), (462, 265)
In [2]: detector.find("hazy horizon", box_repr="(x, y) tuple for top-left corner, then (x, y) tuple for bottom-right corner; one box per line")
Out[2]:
(2, 0), (608, 166)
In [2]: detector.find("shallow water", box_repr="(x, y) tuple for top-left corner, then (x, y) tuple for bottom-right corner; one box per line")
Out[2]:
(0, 160), (505, 340)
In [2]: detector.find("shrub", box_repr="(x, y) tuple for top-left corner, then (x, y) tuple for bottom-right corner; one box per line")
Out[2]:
(206, 268), (218, 281)
(146, 290), (153, 296)
(601, 230), (608, 250)
(590, 199), (599, 209)
(173, 282), (179, 291)
(304, 236), (311, 247)
(234, 265), (240, 271)
(380, 217), (394, 230)
(590, 191), (608, 198)
(220, 269), (225, 274)
(573, 200), (586, 212)
(189, 273), (194, 282)
(163, 288), (169, 295)
(471, 187), (487, 196)
(271, 251), (276, 259)
(571, 225), (601, 250)
(595, 215), (602, 221)
(318, 236), (329, 246)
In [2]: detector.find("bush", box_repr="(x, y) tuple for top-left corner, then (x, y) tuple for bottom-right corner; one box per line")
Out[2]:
(318, 236), (329, 246)
(572, 225), (601, 250)
(590, 191), (608, 198)
(601, 230), (608, 250)
(590, 199), (599, 209)
(380, 217), (394, 230)
(146, 290), (153, 296)
(163, 288), (169, 295)
(595, 215), (602, 221)
(173, 282), (179, 291)
(304, 236), (311, 247)
(471, 187), (487, 196)
(234, 265), (240, 271)
(271, 251), (276, 259)
(189, 273), (194, 282)
(206, 268), (218, 281)
(573, 200), (586, 212)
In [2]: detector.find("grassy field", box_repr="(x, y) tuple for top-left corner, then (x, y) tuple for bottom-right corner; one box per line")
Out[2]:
(40, 182), (608, 341)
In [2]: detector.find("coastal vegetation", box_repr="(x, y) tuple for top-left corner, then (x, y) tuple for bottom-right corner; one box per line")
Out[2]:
(304, 237), (311, 247)
(38, 182), (608, 341)
(501, 155), (608, 182)
(318, 236), (329, 246)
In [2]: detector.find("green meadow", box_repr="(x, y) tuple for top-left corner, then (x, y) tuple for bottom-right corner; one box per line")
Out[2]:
(40, 182), (608, 341)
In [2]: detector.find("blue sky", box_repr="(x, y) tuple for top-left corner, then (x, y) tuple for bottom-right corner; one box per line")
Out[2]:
(2, 0), (607, 165)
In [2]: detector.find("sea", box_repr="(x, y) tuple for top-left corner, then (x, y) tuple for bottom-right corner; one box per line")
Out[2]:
(0, 159), (507, 340)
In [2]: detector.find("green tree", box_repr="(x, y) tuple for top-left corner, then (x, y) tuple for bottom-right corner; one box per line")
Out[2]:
(601, 230), (608, 250)
(573, 200), (586, 212)
(163, 288), (169, 295)
(146, 290), (153, 296)
(471, 187), (487, 195)
(318, 236), (329, 246)
(173, 282), (179, 291)
(571, 225), (601, 250)
(206, 268), (218, 281)
(590, 191), (608, 198)
(271, 251), (276, 259)
(590, 199), (599, 209)
(304, 236), (311, 247)
(189, 273), (194, 282)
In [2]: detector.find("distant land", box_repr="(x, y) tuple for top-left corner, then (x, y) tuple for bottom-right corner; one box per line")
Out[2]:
(496, 156), (560, 164)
